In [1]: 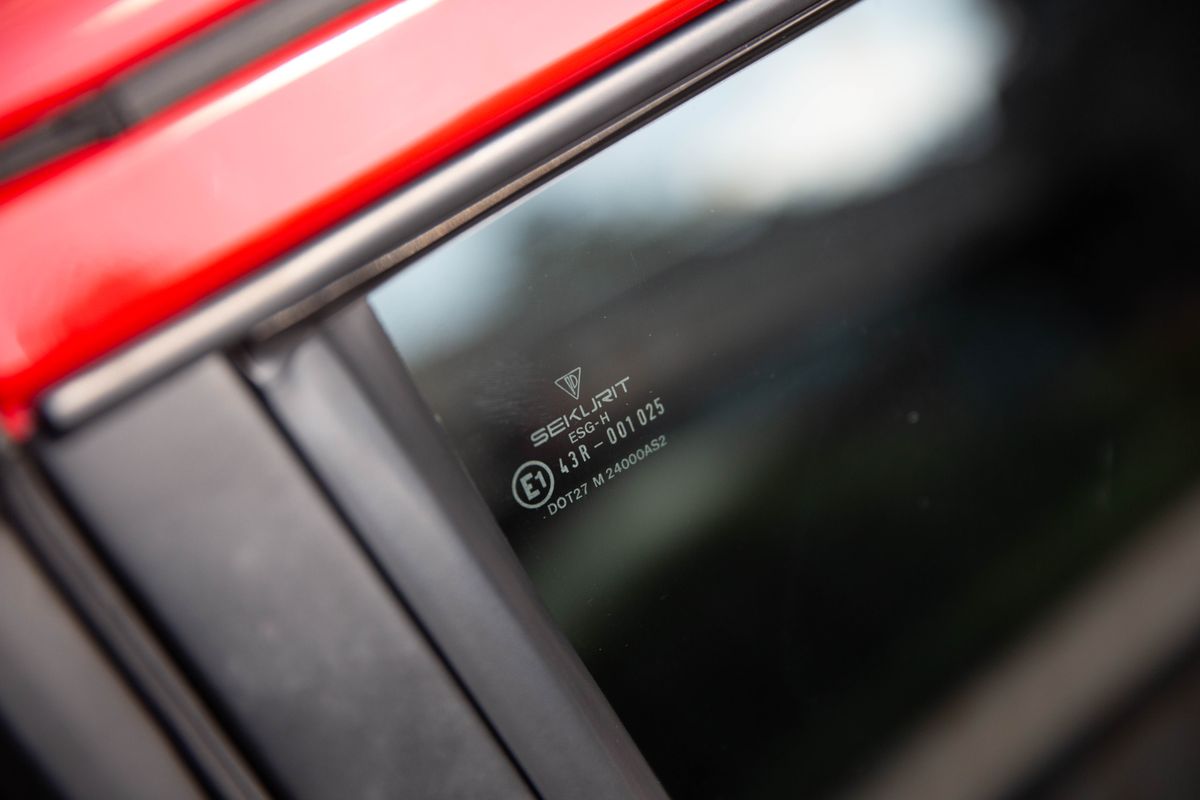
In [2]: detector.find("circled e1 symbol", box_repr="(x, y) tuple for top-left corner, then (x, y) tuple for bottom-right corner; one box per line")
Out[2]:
(512, 460), (555, 509)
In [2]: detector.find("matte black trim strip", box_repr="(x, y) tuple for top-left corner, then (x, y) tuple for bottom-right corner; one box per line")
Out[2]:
(0, 96), (128, 183)
(0, 0), (371, 183)
(0, 444), (272, 800)
(37, 357), (533, 800)
(40, 0), (857, 433)
(0, 521), (207, 800)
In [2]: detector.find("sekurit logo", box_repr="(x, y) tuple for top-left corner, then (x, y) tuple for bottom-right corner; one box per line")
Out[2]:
(555, 367), (583, 400)
(531, 374), (631, 447)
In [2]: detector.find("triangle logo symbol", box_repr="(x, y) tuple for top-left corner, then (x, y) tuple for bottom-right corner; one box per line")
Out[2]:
(555, 367), (582, 400)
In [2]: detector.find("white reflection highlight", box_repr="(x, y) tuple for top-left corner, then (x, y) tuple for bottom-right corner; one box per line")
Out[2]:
(82, 0), (164, 33)
(171, 0), (442, 138)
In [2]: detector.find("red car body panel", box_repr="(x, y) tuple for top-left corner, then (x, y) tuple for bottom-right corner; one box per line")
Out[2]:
(0, 0), (261, 141)
(0, 0), (722, 438)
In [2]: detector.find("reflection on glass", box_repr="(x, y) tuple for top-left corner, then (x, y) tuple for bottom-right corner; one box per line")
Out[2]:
(369, 0), (1200, 796)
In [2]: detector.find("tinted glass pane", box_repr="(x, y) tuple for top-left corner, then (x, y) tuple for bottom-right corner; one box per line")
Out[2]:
(369, 0), (1200, 796)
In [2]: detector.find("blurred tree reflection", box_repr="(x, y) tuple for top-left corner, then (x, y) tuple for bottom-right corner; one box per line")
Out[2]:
(376, 0), (1200, 796)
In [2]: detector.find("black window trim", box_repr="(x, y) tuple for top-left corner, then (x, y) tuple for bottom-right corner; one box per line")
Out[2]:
(242, 304), (664, 798)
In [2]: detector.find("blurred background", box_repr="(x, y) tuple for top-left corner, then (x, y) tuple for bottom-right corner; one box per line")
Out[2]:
(371, 0), (1200, 797)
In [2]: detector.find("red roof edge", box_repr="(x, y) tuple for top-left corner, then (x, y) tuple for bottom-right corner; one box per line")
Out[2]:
(0, 0), (723, 440)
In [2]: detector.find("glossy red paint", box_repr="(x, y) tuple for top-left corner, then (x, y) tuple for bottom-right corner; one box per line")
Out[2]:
(0, 0), (262, 141)
(0, 0), (723, 437)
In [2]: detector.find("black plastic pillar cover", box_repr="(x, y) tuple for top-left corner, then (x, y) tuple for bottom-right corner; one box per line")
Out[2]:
(0, 523), (205, 800)
(243, 303), (668, 800)
(37, 356), (532, 800)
